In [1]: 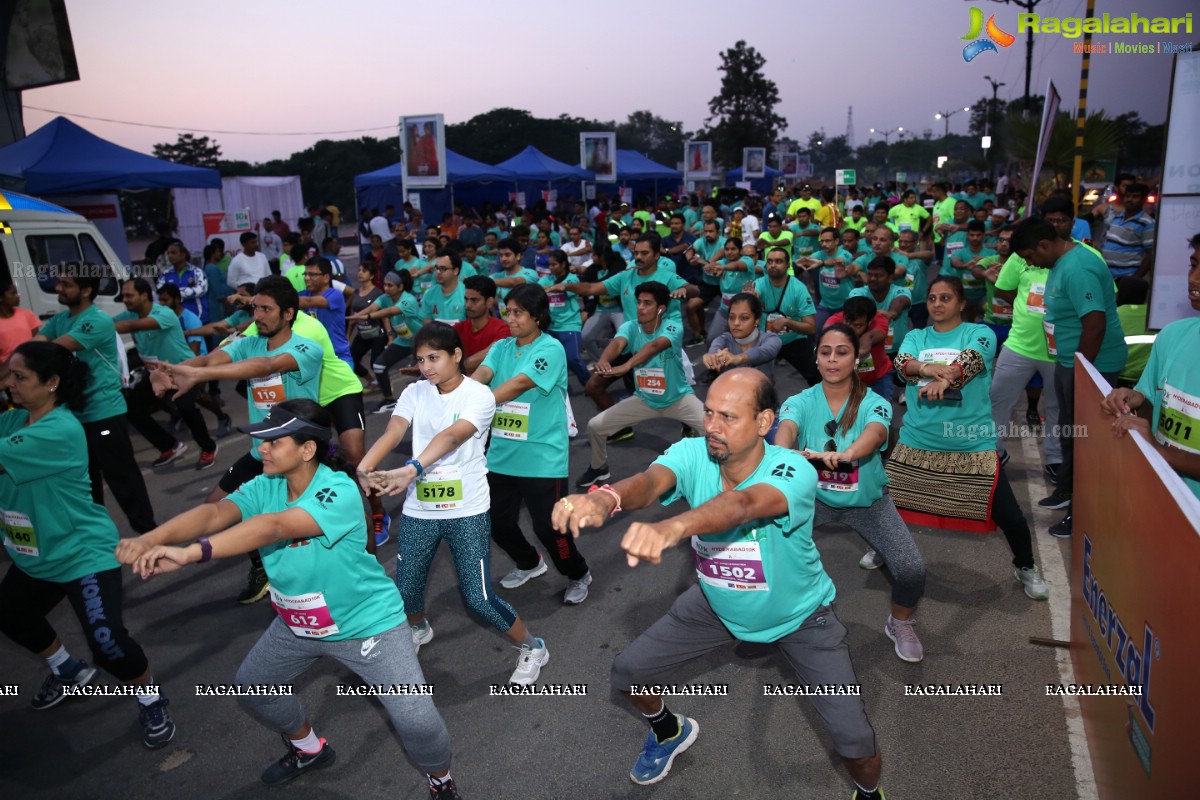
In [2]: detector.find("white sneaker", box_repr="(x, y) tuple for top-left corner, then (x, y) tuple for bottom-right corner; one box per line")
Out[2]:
(1014, 566), (1049, 600)
(858, 550), (885, 570)
(563, 572), (592, 605)
(509, 638), (550, 685)
(500, 557), (548, 590)
(410, 620), (434, 651)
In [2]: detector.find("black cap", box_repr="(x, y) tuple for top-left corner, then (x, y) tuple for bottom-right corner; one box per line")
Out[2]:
(238, 408), (331, 442)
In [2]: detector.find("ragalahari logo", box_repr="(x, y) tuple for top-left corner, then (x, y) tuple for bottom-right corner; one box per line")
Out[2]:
(962, 6), (1016, 62)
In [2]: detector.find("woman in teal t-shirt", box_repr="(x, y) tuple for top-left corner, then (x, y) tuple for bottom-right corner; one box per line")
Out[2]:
(0, 342), (175, 748)
(348, 269), (421, 414)
(540, 249), (591, 387)
(120, 399), (459, 795)
(888, 276), (1048, 601)
(775, 325), (927, 663)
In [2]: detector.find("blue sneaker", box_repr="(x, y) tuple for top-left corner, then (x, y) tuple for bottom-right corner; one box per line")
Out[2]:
(374, 514), (391, 547)
(629, 715), (698, 785)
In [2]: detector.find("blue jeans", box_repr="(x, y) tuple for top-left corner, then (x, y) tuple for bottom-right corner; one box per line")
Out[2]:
(549, 330), (591, 388)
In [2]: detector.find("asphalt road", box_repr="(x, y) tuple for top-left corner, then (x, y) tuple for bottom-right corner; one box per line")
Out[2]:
(0, 256), (1085, 800)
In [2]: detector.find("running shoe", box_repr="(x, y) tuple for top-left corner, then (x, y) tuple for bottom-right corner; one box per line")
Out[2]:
(428, 776), (462, 799)
(851, 788), (887, 799)
(196, 448), (218, 470)
(31, 663), (98, 710)
(563, 572), (592, 605)
(1044, 463), (1061, 481)
(237, 565), (270, 604)
(1014, 566), (1049, 600)
(139, 696), (176, 749)
(885, 616), (924, 663)
(629, 715), (698, 785)
(260, 735), (336, 785)
(152, 441), (188, 467)
(1038, 490), (1072, 510)
(374, 513), (390, 547)
(1049, 514), (1072, 538)
(607, 427), (634, 443)
(575, 464), (610, 488)
(373, 400), (397, 415)
(509, 638), (549, 685)
(411, 620), (434, 651)
(858, 550), (884, 570)
(215, 415), (232, 438)
(500, 557), (548, 589)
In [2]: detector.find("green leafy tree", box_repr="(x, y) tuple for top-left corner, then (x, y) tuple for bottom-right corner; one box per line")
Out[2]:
(152, 133), (222, 167)
(1000, 107), (1120, 195)
(616, 111), (689, 167)
(705, 41), (787, 165)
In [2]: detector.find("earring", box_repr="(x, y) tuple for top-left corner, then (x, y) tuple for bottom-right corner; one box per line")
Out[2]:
(50, 385), (57, 393)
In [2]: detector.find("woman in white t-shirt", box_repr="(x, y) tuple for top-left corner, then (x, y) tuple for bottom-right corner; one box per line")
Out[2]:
(357, 323), (550, 686)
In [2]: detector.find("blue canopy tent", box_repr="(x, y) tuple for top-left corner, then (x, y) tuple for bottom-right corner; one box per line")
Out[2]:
(0, 116), (221, 193)
(495, 146), (593, 212)
(614, 149), (682, 204)
(354, 149), (518, 225)
(724, 165), (783, 196)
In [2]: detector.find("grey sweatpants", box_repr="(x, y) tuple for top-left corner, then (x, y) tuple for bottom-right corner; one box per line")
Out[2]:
(989, 345), (1061, 463)
(814, 495), (926, 609)
(587, 393), (705, 469)
(235, 617), (453, 774)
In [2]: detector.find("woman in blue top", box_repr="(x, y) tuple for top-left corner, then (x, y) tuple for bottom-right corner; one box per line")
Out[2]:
(776, 324), (927, 663)
(119, 399), (461, 798)
(887, 276), (1048, 601)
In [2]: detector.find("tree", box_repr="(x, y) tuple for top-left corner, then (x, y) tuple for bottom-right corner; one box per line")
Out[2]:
(1000, 107), (1120, 195)
(616, 111), (689, 167)
(152, 133), (222, 167)
(705, 41), (787, 165)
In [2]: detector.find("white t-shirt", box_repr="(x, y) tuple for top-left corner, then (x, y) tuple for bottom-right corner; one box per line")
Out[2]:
(393, 376), (495, 519)
(562, 239), (592, 268)
(369, 215), (394, 243)
(227, 252), (271, 289)
(740, 215), (760, 241)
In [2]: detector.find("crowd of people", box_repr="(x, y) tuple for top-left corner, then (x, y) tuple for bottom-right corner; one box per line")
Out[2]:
(1, 173), (1195, 800)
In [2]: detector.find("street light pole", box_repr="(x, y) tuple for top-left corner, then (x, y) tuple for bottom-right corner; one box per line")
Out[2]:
(982, 76), (1006, 137)
(934, 106), (972, 151)
(868, 127), (904, 173)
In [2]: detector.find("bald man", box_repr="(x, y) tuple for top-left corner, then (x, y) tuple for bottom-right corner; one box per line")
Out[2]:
(551, 369), (885, 796)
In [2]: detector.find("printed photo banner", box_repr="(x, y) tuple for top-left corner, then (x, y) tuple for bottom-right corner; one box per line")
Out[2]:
(685, 141), (712, 180)
(581, 132), (616, 182)
(743, 147), (767, 179)
(400, 114), (447, 189)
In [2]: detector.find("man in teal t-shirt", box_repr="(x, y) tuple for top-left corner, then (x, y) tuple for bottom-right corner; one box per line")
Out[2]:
(754, 246), (819, 386)
(849, 256), (912, 355)
(420, 250), (467, 325)
(38, 273), (157, 533)
(578, 281), (705, 488)
(942, 220), (996, 313)
(548, 368), (882, 793)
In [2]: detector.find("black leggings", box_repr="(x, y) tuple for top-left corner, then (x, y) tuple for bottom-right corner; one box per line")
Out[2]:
(126, 380), (215, 453)
(991, 466), (1034, 570)
(778, 337), (821, 388)
(350, 334), (387, 380)
(488, 472), (589, 580)
(0, 565), (149, 681)
(372, 343), (412, 400)
(83, 414), (157, 533)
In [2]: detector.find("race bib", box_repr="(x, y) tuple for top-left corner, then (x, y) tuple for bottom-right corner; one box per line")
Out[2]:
(692, 537), (768, 591)
(415, 464), (465, 510)
(856, 354), (875, 374)
(2, 509), (38, 557)
(393, 321), (413, 338)
(140, 354), (160, 366)
(820, 270), (839, 289)
(817, 464), (859, 492)
(250, 373), (286, 410)
(492, 400), (531, 440)
(635, 367), (667, 396)
(946, 241), (965, 259)
(1027, 282), (1047, 315)
(885, 323), (895, 349)
(917, 347), (961, 387)
(547, 291), (566, 308)
(269, 588), (339, 638)
(435, 318), (458, 327)
(962, 273), (984, 289)
(1157, 383), (1200, 454)
(990, 296), (1014, 322)
(1043, 321), (1057, 356)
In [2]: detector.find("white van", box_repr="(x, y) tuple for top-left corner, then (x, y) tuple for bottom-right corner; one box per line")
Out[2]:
(0, 190), (131, 324)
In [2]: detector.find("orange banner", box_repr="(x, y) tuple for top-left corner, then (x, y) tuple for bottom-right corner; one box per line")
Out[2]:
(1071, 357), (1200, 797)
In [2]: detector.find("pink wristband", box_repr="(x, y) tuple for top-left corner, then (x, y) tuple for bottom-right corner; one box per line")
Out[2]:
(588, 484), (622, 517)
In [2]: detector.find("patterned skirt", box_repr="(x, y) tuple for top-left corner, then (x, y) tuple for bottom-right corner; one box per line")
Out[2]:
(885, 443), (998, 533)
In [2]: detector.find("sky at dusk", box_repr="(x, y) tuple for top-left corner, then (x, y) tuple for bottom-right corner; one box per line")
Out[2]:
(19, 0), (1197, 165)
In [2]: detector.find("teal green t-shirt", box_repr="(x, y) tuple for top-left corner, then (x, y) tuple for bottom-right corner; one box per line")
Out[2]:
(481, 333), (569, 478)
(376, 292), (423, 347)
(0, 406), (120, 581)
(420, 280), (466, 324)
(941, 238), (996, 298)
(779, 385), (892, 508)
(1044, 244), (1128, 373)
(491, 267), (540, 312)
(224, 308), (253, 329)
(1135, 317), (1200, 502)
(115, 304), (194, 366)
(223, 332), (323, 459)
(788, 223), (821, 258)
(617, 318), (691, 409)
(815, 247), (857, 311)
(693, 236), (726, 285)
(849, 283), (913, 354)
(898, 322), (998, 452)
(540, 274), (582, 333)
(754, 275), (815, 345)
(893, 252), (928, 305)
(229, 465), (403, 640)
(718, 256), (758, 307)
(601, 265), (688, 323)
(979, 255), (1014, 326)
(652, 439), (835, 643)
(243, 313), (359, 406)
(41, 305), (126, 422)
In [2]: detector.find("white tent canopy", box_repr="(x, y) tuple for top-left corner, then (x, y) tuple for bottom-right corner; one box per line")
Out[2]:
(172, 176), (304, 255)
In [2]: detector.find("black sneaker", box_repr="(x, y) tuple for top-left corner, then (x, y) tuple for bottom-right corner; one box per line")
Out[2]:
(138, 696), (176, 749)
(1025, 408), (1042, 428)
(606, 427), (634, 443)
(1038, 490), (1072, 510)
(576, 464), (610, 488)
(373, 399), (397, 415)
(261, 735), (336, 785)
(1049, 514), (1073, 538)
(237, 566), (270, 604)
(1044, 463), (1061, 481)
(31, 663), (98, 710)
(429, 776), (463, 799)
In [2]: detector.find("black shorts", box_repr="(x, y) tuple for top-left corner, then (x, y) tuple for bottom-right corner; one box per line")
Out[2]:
(326, 391), (366, 434)
(219, 450), (265, 494)
(698, 281), (721, 305)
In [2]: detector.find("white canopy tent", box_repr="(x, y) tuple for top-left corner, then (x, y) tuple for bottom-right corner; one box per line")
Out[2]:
(172, 176), (304, 256)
